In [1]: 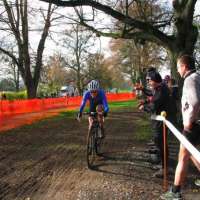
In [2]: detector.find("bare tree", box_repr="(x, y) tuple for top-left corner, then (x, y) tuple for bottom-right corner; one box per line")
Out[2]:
(40, 0), (199, 77)
(86, 53), (113, 89)
(110, 38), (166, 84)
(6, 63), (20, 91)
(0, 0), (57, 98)
(61, 24), (96, 95)
(40, 53), (69, 93)
(0, 53), (21, 91)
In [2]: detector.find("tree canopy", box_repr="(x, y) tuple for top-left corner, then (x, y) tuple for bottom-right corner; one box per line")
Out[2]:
(40, 0), (199, 76)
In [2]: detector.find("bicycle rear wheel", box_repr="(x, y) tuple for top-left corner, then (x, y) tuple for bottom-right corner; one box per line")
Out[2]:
(86, 128), (96, 169)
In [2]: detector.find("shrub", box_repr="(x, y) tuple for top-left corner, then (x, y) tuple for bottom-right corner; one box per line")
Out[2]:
(3, 91), (27, 100)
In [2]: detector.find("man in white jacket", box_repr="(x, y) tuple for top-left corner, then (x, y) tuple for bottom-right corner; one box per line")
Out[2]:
(161, 55), (200, 200)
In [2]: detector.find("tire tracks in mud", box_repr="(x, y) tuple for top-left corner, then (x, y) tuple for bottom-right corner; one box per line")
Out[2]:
(1, 143), (85, 200)
(0, 110), (199, 200)
(29, 146), (88, 200)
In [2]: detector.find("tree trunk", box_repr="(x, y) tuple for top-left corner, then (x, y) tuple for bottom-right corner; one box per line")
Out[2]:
(27, 86), (37, 99)
(24, 73), (37, 99)
(1, 1), (53, 99)
(16, 69), (20, 91)
(76, 70), (82, 95)
(168, 50), (179, 79)
(26, 83), (37, 99)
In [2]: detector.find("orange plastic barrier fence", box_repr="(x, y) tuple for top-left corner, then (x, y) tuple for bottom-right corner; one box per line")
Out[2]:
(0, 92), (135, 117)
(106, 92), (136, 102)
(0, 98), (68, 116)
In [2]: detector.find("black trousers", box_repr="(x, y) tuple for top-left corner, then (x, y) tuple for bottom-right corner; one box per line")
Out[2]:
(183, 122), (200, 146)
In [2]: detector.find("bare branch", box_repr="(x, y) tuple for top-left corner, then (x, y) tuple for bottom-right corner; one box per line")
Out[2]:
(0, 46), (19, 66)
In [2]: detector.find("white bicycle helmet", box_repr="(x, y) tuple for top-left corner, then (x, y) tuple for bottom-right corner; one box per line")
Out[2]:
(87, 80), (100, 91)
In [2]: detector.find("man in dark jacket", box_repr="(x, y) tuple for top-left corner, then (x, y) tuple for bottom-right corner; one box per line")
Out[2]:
(138, 70), (171, 177)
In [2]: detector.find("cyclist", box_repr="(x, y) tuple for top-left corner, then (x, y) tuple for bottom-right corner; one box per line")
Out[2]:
(77, 80), (109, 138)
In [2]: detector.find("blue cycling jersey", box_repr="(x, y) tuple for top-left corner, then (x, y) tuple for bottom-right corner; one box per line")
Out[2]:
(79, 89), (109, 113)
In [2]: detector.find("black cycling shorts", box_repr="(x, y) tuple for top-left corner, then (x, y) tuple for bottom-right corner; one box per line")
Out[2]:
(183, 122), (200, 146)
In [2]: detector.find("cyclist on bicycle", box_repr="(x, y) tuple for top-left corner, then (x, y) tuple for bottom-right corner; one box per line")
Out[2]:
(77, 80), (109, 138)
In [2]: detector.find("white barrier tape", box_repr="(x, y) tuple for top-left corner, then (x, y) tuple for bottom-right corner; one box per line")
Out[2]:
(151, 115), (200, 164)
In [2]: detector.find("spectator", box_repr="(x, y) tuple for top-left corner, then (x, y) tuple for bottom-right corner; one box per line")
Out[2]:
(161, 55), (200, 200)
(1, 93), (7, 100)
(135, 68), (157, 146)
(138, 70), (171, 178)
(163, 75), (171, 85)
(167, 78), (179, 126)
(134, 67), (157, 98)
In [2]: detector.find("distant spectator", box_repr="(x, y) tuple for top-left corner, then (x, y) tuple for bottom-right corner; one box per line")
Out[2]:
(167, 78), (179, 99)
(1, 93), (7, 100)
(167, 78), (179, 125)
(163, 75), (171, 85)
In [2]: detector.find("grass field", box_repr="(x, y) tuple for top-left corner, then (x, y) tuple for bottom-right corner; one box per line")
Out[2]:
(55, 100), (138, 119)
(24, 99), (151, 142)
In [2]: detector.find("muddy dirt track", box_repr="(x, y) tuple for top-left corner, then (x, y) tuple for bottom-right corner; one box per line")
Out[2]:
(0, 108), (199, 200)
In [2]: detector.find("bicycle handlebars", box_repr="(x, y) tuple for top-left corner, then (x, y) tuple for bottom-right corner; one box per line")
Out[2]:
(83, 111), (103, 116)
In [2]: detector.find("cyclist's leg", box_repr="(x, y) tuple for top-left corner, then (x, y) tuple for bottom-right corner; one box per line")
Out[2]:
(97, 104), (105, 138)
(97, 104), (104, 124)
(88, 116), (93, 130)
(87, 116), (96, 168)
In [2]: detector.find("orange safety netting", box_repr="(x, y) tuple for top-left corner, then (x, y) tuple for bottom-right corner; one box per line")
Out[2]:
(0, 92), (135, 132)
(0, 97), (71, 116)
(106, 92), (135, 102)
(0, 92), (135, 116)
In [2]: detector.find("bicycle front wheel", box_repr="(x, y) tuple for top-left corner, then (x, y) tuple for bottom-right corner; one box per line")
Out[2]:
(95, 128), (103, 155)
(86, 128), (96, 169)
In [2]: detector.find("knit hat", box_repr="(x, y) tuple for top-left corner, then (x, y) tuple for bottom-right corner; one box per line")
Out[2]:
(147, 67), (157, 73)
(146, 71), (162, 83)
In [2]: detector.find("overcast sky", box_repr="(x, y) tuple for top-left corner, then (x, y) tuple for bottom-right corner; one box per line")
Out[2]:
(0, 0), (199, 79)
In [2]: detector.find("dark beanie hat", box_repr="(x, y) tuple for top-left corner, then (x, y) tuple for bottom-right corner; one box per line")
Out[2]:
(147, 67), (157, 73)
(146, 71), (162, 83)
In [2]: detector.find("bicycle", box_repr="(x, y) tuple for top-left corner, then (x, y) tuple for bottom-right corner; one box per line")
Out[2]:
(83, 112), (104, 169)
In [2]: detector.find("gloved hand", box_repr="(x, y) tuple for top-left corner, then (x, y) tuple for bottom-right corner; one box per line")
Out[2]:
(137, 100), (145, 108)
(103, 112), (108, 118)
(134, 83), (143, 90)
